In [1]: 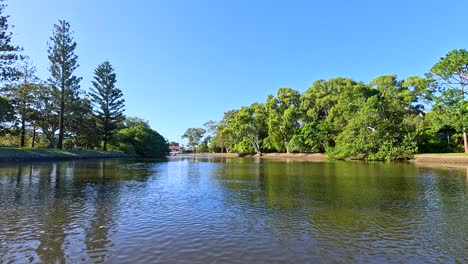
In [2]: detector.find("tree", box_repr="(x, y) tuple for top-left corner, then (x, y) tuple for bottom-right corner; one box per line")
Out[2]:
(66, 96), (100, 149)
(203, 120), (218, 135)
(0, 0), (22, 82)
(231, 103), (267, 154)
(181, 128), (206, 153)
(330, 75), (426, 160)
(6, 83), (36, 146)
(113, 117), (168, 157)
(89, 61), (125, 151)
(168, 141), (179, 146)
(48, 20), (82, 149)
(430, 49), (468, 152)
(2, 59), (40, 147)
(33, 84), (59, 147)
(0, 95), (13, 131)
(265, 88), (301, 153)
(212, 110), (238, 153)
(299, 78), (371, 152)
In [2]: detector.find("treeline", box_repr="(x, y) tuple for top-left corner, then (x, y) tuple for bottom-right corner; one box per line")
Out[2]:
(0, 1), (167, 157)
(183, 49), (468, 161)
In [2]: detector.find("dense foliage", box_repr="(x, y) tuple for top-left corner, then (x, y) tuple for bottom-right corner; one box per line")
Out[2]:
(184, 51), (468, 160)
(0, 1), (167, 157)
(47, 20), (82, 149)
(113, 118), (168, 157)
(0, 0), (22, 82)
(89, 61), (125, 151)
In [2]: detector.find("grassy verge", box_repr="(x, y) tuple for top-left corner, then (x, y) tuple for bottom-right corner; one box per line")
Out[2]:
(0, 147), (138, 161)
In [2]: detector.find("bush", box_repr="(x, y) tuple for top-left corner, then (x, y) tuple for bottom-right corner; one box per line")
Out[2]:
(113, 122), (168, 157)
(63, 139), (74, 150)
(118, 143), (136, 154)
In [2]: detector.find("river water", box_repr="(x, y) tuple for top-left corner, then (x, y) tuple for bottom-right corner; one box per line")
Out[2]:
(0, 156), (466, 263)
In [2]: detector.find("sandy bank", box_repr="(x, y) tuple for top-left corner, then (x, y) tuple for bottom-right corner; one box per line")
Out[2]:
(180, 153), (468, 164)
(178, 152), (326, 161)
(413, 154), (468, 164)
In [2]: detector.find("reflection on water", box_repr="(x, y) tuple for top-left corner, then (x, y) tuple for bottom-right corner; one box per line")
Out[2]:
(0, 157), (466, 263)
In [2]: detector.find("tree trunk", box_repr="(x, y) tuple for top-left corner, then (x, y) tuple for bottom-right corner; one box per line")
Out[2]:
(57, 87), (65, 149)
(251, 137), (262, 155)
(464, 128), (468, 153)
(103, 132), (108, 151)
(20, 118), (26, 147)
(462, 83), (467, 153)
(32, 126), (36, 148)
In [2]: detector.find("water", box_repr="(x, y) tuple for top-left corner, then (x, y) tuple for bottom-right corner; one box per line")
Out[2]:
(0, 156), (466, 263)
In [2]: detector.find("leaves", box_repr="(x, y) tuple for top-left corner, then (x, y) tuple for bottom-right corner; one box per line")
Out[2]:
(114, 118), (168, 157)
(89, 61), (125, 150)
(182, 128), (206, 152)
(47, 20), (82, 148)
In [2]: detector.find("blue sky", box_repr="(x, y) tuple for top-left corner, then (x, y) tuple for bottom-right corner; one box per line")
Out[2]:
(7, 0), (468, 144)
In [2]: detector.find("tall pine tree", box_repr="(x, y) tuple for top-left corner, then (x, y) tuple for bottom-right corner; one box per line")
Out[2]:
(47, 20), (81, 149)
(89, 61), (125, 151)
(0, 0), (22, 82)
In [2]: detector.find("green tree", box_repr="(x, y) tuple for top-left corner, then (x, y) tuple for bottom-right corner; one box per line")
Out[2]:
(114, 117), (168, 157)
(33, 84), (59, 147)
(6, 83), (36, 146)
(0, 95), (13, 131)
(2, 60), (40, 147)
(330, 75), (426, 160)
(0, 0), (22, 82)
(48, 20), (82, 149)
(211, 110), (238, 153)
(181, 128), (206, 153)
(299, 78), (371, 152)
(203, 120), (218, 135)
(168, 141), (179, 146)
(231, 103), (267, 154)
(197, 136), (211, 153)
(265, 88), (301, 153)
(429, 49), (468, 152)
(66, 96), (100, 149)
(89, 61), (125, 151)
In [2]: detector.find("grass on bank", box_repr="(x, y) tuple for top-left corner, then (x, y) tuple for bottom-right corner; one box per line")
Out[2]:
(0, 146), (124, 156)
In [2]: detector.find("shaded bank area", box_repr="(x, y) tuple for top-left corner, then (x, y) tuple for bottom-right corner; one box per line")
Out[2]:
(0, 147), (139, 162)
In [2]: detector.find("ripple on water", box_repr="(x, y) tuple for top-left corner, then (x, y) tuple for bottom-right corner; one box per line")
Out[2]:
(0, 159), (466, 263)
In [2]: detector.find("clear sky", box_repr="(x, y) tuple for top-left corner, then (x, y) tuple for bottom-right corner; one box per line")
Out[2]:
(7, 0), (468, 144)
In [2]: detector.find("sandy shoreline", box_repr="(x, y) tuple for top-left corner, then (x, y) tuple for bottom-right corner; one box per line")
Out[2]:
(178, 152), (326, 160)
(3, 150), (468, 164)
(179, 152), (468, 164)
(412, 154), (468, 164)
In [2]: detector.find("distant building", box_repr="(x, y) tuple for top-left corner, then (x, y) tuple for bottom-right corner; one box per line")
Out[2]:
(169, 145), (181, 155)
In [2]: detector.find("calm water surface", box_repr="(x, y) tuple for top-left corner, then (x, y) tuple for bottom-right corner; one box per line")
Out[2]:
(0, 157), (466, 263)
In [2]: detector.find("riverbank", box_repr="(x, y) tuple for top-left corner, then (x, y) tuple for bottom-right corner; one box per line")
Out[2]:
(413, 153), (468, 164)
(181, 152), (468, 163)
(0, 147), (138, 162)
(179, 152), (326, 161)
